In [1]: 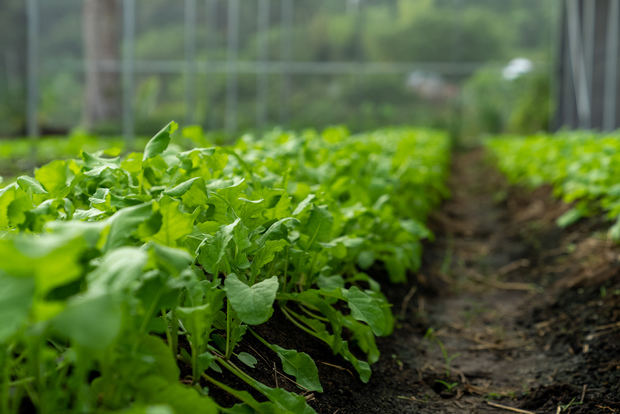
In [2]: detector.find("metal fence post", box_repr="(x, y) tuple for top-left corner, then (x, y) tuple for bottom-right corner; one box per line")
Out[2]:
(185, 0), (197, 126)
(257, 0), (270, 130)
(225, 0), (239, 134)
(279, 0), (292, 126)
(566, 0), (591, 128)
(583, 0), (595, 126)
(122, 0), (136, 145)
(27, 0), (39, 140)
(604, 0), (619, 131)
(205, 0), (218, 131)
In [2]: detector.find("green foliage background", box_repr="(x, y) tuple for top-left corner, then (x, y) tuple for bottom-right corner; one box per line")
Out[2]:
(0, 0), (554, 138)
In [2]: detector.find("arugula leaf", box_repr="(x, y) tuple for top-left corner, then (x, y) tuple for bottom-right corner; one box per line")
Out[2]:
(143, 121), (178, 160)
(225, 274), (279, 325)
(343, 286), (394, 336)
(272, 344), (323, 392)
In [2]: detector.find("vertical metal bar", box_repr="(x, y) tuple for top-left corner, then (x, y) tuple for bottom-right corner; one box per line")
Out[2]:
(583, 0), (595, 126)
(257, 0), (270, 130)
(185, 0), (197, 126)
(122, 0), (136, 144)
(225, 0), (239, 134)
(26, 0), (39, 139)
(550, 0), (562, 131)
(205, 0), (217, 130)
(279, 0), (293, 126)
(604, 0), (619, 131)
(567, 0), (591, 128)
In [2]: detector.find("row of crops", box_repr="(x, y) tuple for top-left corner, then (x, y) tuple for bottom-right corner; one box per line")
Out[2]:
(0, 123), (450, 413)
(487, 132), (620, 239)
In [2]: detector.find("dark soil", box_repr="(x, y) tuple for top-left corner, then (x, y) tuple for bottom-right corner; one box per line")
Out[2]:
(217, 150), (620, 413)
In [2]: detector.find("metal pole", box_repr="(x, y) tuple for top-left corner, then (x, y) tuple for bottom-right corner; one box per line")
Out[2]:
(225, 0), (239, 134)
(205, 0), (218, 130)
(583, 0), (595, 127)
(185, 0), (197, 126)
(604, 0), (619, 131)
(257, 0), (270, 130)
(122, 0), (135, 144)
(26, 0), (39, 139)
(279, 0), (293, 126)
(566, 0), (591, 128)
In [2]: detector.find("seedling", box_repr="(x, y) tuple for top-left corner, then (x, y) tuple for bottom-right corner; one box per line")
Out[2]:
(424, 328), (461, 377)
(435, 379), (459, 392)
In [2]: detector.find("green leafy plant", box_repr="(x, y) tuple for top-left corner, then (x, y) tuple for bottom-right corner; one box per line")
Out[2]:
(487, 132), (620, 241)
(0, 122), (450, 413)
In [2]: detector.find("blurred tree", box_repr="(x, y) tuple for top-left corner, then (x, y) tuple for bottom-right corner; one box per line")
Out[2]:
(83, 0), (121, 131)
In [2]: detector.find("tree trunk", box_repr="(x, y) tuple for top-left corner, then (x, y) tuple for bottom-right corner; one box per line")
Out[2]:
(83, 0), (120, 131)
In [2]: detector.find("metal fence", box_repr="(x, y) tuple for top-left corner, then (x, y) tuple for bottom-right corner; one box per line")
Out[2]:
(556, 0), (620, 130)
(15, 0), (556, 141)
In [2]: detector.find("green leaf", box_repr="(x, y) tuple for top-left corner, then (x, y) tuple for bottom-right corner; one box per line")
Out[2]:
(151, 197), (195, 246)
(148, 243), (193, 276)
(556, 208), (583, 228)
(0, 272), (34, 342)
(237, 352), (258, 368)
(0, 185), (32, 228)
(3, 233), (87, 296)
(16, 175), (47, 194)
(52, 294), (122, 350)
(251, 239), (287, 272)
(301, 205), (333, 248)
(87, 247), (148, 294)
(135, 376), (218, 414)
(225, 274), (279, 325)
(136, 335), (181, 381)
(34, 159), (72, 194)
(143, 121), (178, 160)
(104, 202), (154, 251)
(272, 345), (323, 392)
(196, 218), (240, 274)
(343, 286), (394, 336)
(257, 386), (317, 414)
(609, 217), (620, 241)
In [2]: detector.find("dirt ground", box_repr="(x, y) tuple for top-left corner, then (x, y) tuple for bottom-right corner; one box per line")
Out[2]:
(219, 150), (620, 413)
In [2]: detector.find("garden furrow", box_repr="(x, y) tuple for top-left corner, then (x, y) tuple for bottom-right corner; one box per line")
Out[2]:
(316, 150), (619, 414)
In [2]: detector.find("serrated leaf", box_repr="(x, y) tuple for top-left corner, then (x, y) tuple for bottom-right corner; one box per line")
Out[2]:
(17, 175), (47, 194)
(196, 218), (240, 274)
(151, 197), (195, 246)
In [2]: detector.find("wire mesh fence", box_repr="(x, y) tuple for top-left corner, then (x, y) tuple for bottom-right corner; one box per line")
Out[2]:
(2, 0), (559, 141)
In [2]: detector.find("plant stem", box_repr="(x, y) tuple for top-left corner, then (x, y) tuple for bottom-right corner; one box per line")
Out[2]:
(280, 306), (324, 342)
(225, 300), (232, 359)
(1, 346), (9, 414)
(248, 328), (275, 351)
(299, 303), (329, 322)
(164, 307), (179, 361)
(202, 373), (262, 411)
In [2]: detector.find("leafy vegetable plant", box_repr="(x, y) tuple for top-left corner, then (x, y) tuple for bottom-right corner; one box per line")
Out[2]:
(487, 132), (620, 240)
(0, 122), (449, 413)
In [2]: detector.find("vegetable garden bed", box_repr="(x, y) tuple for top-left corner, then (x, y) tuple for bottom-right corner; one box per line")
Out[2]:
(1, 126), (618, 413)
(0, 123), (449, 413)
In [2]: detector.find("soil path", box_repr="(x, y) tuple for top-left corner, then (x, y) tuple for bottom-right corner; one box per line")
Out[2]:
(313, 150), (619, 413)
